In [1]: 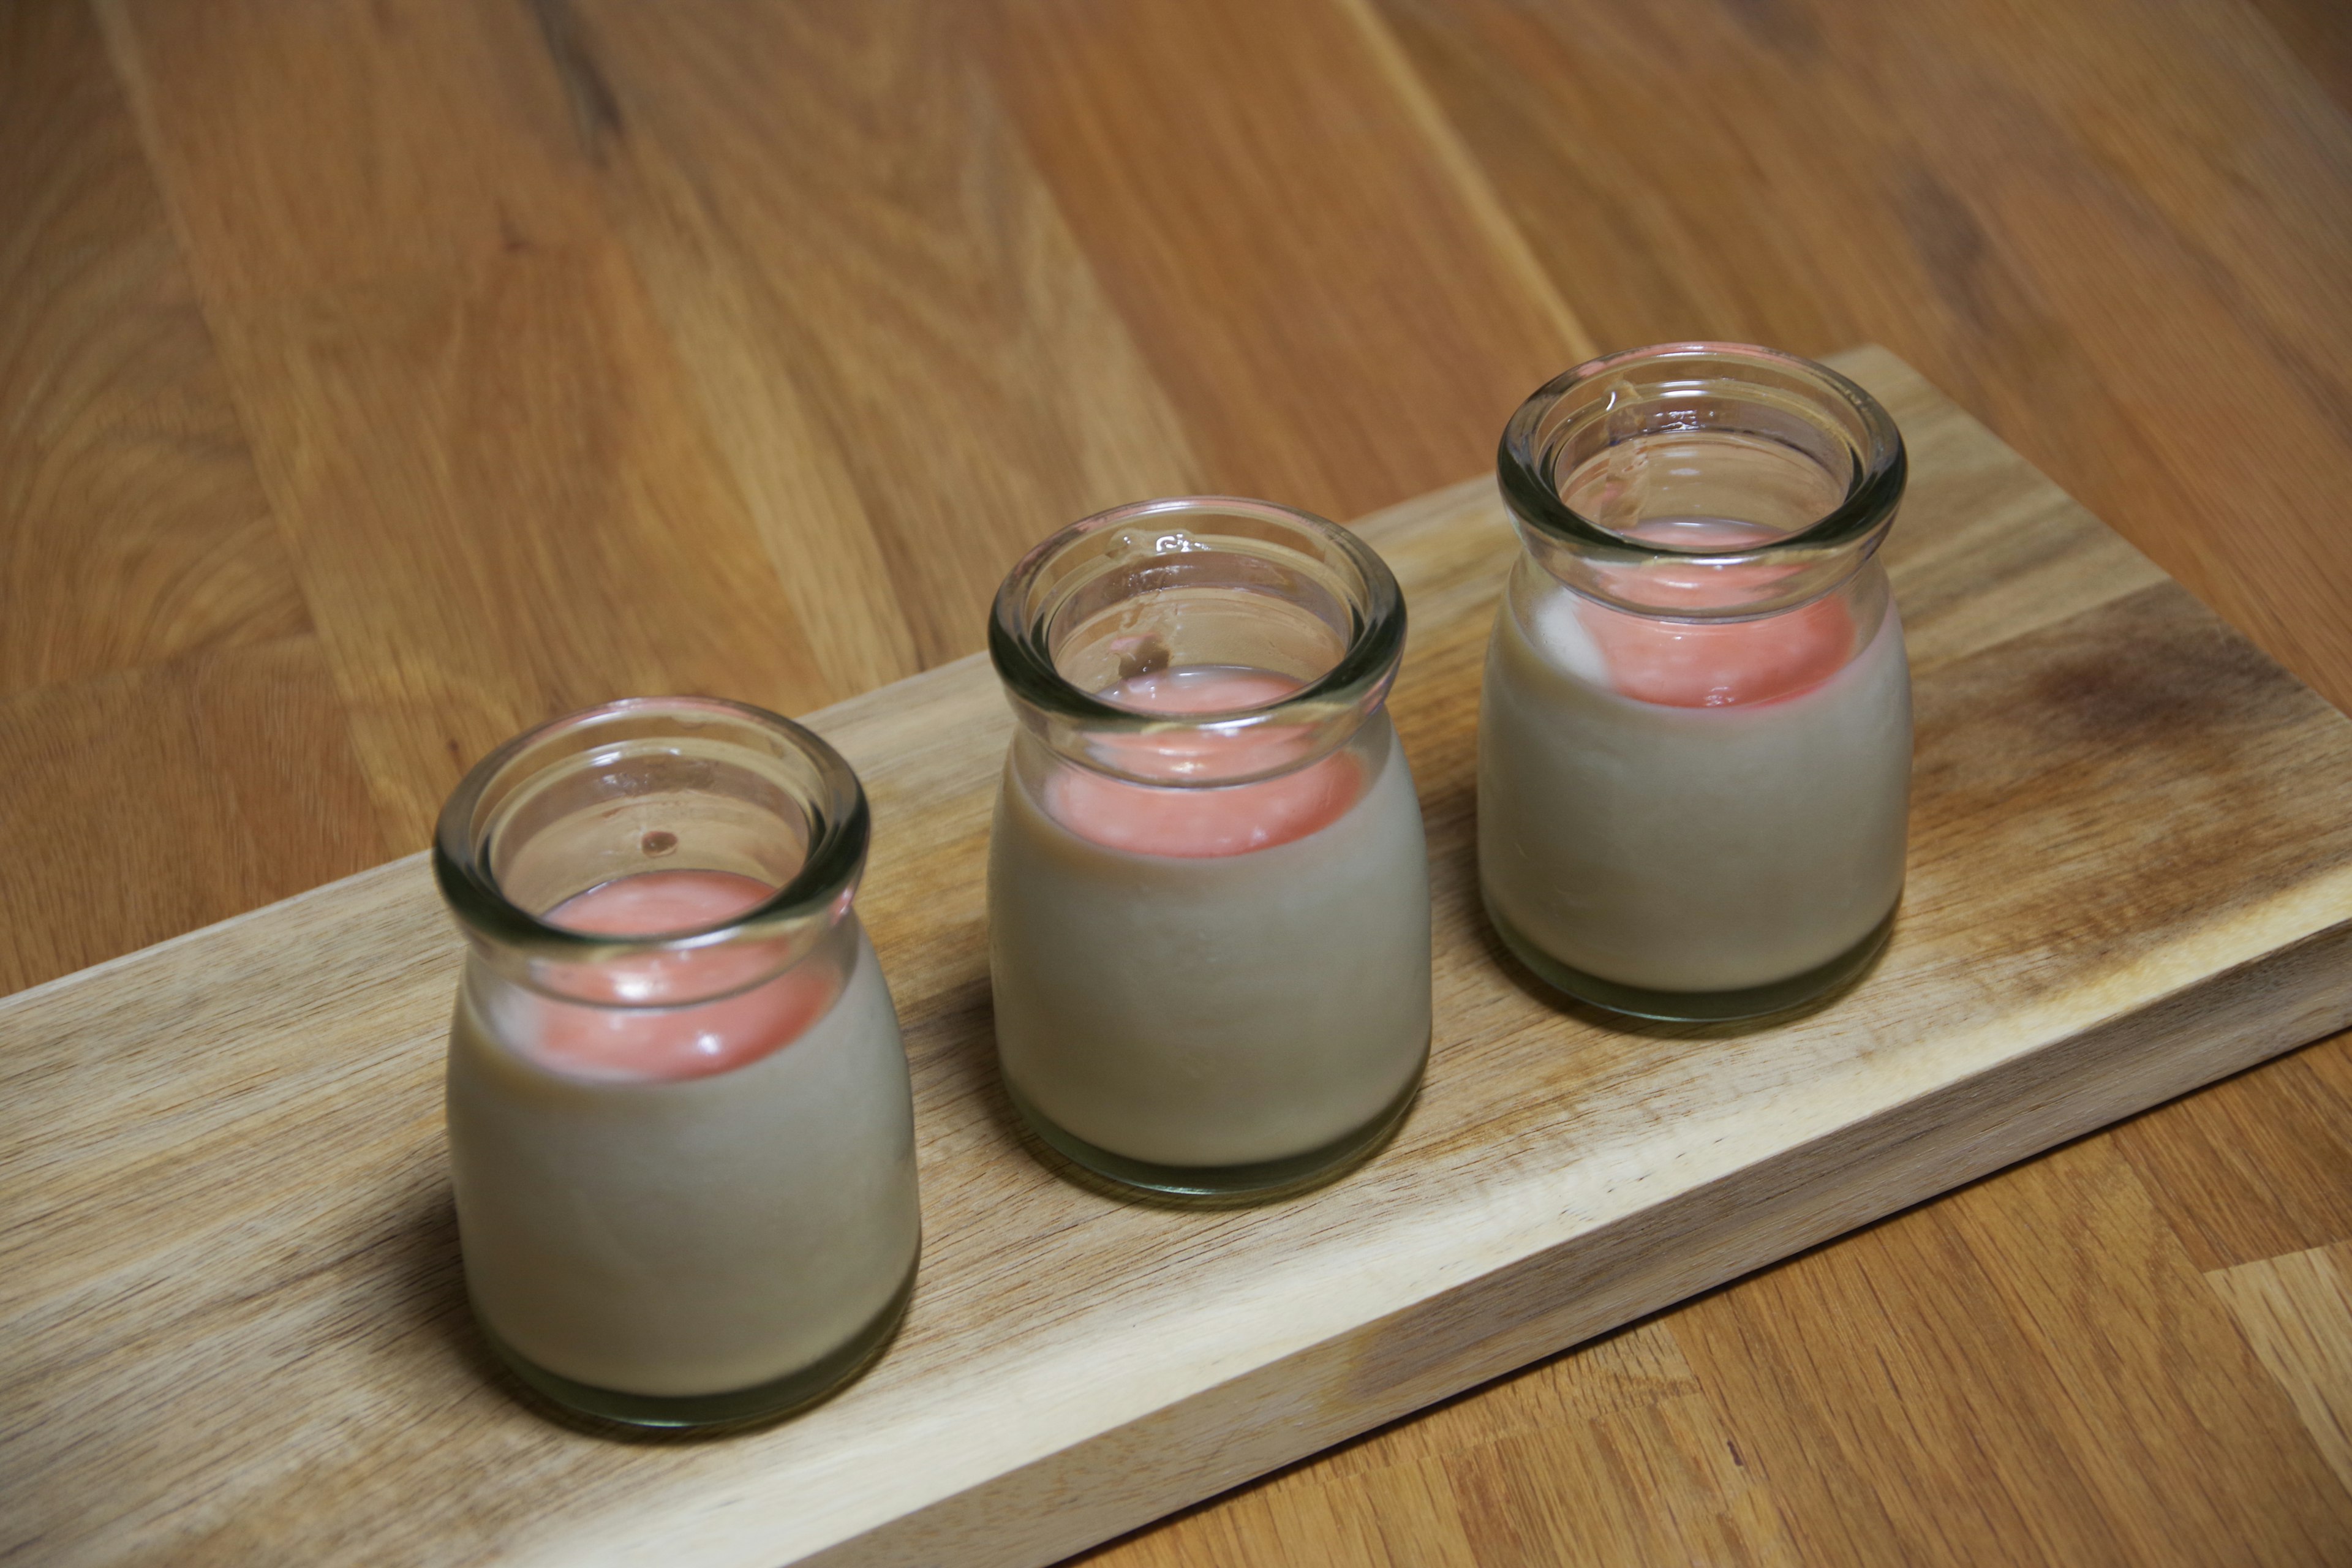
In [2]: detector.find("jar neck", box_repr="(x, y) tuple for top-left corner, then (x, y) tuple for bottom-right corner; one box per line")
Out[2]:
(433, 697), (867, 1006)
(989, 496), (1405, 786)
(1499, 342), (1905, 622)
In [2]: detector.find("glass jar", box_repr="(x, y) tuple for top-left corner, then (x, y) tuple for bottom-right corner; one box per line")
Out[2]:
(435, 697), (919, 1428)
(1479, 343), (1912, 1021)
(987, 497), (1431, 1200)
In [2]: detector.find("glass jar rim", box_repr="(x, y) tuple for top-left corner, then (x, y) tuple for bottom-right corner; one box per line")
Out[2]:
(1499, 341), (1907, 571)
(432, 695), (870, 965)
(987, 495), (1406, 741)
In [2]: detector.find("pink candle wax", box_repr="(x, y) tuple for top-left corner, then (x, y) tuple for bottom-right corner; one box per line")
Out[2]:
(1585, 518), (1854, 707)
(1042, 667), (1362, 858)
(526, 870), (832, 1082)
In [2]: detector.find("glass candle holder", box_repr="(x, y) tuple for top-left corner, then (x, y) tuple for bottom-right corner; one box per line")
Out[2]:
(435, 697), (919, 1428)
(1479, 343), (1913, 1022)
(987, 497), (1431, 1200)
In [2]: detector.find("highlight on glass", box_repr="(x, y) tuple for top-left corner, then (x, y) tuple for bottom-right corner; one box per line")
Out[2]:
(435, 696), (919, 1428)
(986, 497), (1432, 1200)
(1479, 342), (1913, 1022)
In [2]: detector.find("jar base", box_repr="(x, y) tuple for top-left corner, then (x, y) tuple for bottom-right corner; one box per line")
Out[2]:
(478, 1257), (916, 1431)
(1486, 898), (1898, 1023)
(1006, 1060), (1423, 1206)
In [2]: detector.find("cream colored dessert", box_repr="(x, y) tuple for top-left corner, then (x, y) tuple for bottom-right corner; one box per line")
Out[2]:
(1479, 556), (1911, 997)
(989, 709), (1431, 1172)
(446, 916), (919, 1400)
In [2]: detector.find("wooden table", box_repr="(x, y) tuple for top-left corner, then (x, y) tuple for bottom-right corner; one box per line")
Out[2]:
(5, 1), (2349, 1561)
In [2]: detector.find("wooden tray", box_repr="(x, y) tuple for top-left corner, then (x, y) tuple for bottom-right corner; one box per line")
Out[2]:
(6, 348), (2350, 1568)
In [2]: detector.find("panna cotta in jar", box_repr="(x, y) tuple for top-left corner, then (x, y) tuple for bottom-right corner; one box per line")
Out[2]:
(987, 497), (1431, 1199)
(435, 698), (919, 1427)
(1479, 344), (1913, 1020)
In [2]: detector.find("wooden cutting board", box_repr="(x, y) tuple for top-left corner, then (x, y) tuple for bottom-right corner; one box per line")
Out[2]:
(5, 347), (2350, 1568)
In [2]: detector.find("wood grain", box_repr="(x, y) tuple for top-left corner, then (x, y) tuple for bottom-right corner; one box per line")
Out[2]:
(978, 0), (1593, 524)
(1445, 1398), (1802, 1567)
(8, 2), (2352, 1561)
(0, 0), (382, 992)
(2114, 1055), (2352, 1272)
(1670, 1133), (2352, 1566)
(0, 634), (381, 994)
(1950, 1141), (2352, 1562)
(1370, 0), (2352, 715)
(2246, 0), (2352, 118)
(5, 352), (2349, 1567)
(0, 0), (301, 698)
(2210, 1243), (2352, 1499)
(103, 0), (836, 850)
(562, 0), (1203, 680)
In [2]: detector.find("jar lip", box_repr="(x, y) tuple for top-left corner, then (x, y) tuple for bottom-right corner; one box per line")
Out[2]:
(987, 495), (1407, 735)
(431, 695), (870, 962)
(1498, 341), (1907, 568)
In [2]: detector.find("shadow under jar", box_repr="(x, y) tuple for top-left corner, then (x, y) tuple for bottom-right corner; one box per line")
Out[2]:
(435, 698), (919, 1428)
(1479, 344), (1913, 1022)
(987, 497), (1432, 1201)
